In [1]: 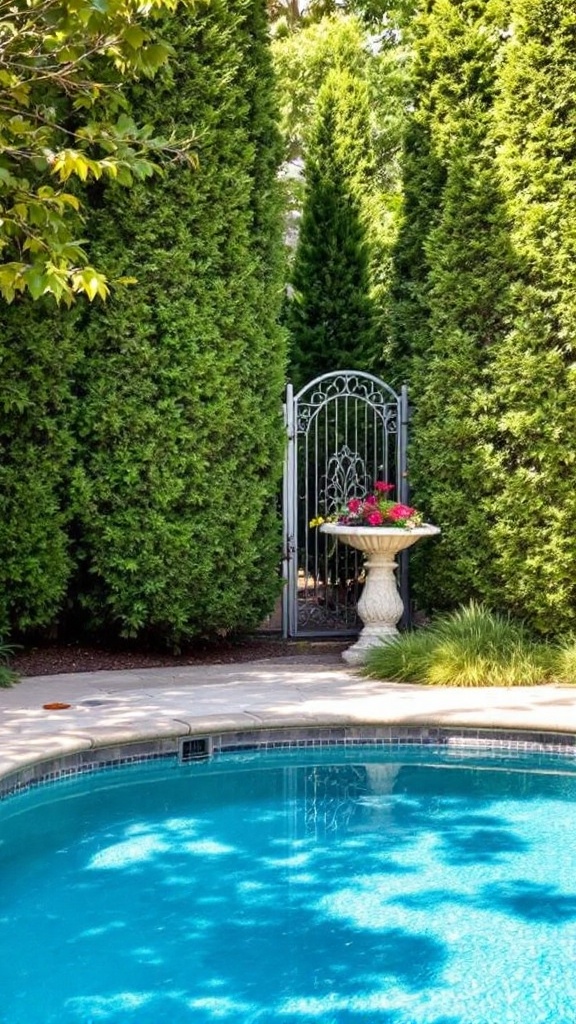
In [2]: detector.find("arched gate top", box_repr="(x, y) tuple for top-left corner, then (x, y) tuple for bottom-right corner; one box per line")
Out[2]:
(283, 369), (410, 639)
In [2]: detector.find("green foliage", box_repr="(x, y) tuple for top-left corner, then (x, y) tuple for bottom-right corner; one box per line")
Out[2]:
(0, 300), (82, 635)
(364, 603), (553, 686)
(267, 0), (416, 32)
(391, 0), (576, 638)
(272, 9), (409, 178)
(385, 3), (445, 385)
(483, 0), (576, 635)
(0, 0), (196, 303)
(272, 15), (370, 158)
(389, 0), (515, 614)
(551, 638), (576, 686)
(389, 0), (510, 374)
(70, 0), (287, 643)
(0, 637), (18, 688)
(272, 9), (408, 358)
(287, 68), (377, 385)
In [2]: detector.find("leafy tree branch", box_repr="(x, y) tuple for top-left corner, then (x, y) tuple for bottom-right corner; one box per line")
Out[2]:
(0, 0), (199, 302)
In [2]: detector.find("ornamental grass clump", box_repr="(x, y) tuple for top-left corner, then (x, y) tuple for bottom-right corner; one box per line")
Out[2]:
(364, 603), (553, 687)
(0, 637), (18, 688)
(550, 639), (576, 686)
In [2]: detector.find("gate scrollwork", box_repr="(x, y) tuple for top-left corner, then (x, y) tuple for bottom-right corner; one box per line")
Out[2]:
(283, 371), (409, 637)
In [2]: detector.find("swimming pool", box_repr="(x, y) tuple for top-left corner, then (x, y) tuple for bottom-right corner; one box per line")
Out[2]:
(0, 745), (575, 1023)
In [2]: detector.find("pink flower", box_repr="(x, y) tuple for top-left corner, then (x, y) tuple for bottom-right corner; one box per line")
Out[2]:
(366, 510), (384, 526)
(332, 487), (423, 528)
(388, 503), (415, 521)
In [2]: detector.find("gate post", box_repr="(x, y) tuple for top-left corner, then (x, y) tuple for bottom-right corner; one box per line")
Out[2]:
(399, 384), (411, 626)
(282, 383), (295, 638)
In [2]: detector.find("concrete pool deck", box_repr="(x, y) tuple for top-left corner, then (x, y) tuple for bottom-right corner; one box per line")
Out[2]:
(2, 650), (576, 787)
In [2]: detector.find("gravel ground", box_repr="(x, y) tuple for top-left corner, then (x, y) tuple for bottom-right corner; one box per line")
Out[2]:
(11, 636), (349, 678)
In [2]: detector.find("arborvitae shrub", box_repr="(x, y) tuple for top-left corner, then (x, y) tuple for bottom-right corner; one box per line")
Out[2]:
(390, 0), (513, 614)
(386, 4), (447, 389)
(0, 301), (81, 635)
(484, 0), (576, 635)
(71, 0), (286, 643)
(287, 69), (376, 387)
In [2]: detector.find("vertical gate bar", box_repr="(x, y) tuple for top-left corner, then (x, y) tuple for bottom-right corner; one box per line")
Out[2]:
(335, 386), (339, 456)
(313, 403), (320, 615)
(354, 396), (359, 491)
(344, 391), (350, 622)
(383, 406), (389, 484)
(350, 395), (358, 622)
(364, 399), (368, 484)
(292, 384), (301, 638)
(367, 400), (372, 481)
(373, 403), (378, 483)
(399, 384), (410, 627)
(304, 427), (311, 628)
(382, 409), (386, 482)
(283, 383), (295, 637)
(325, 400), (330, 621)
(334, 402), (340, 622)
(292, 412), (301, 636)
(334, 395), (340, 624)
(399, 384), (410, 504)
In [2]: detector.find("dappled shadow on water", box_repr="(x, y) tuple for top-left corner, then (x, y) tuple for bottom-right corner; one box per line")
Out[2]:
(0, 753), (574, 1022)
(480, 879), (576, 924)
(440, 825), (528, 864)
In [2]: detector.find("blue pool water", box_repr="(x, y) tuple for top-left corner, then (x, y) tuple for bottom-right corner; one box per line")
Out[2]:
(0, 746), (575, 1023)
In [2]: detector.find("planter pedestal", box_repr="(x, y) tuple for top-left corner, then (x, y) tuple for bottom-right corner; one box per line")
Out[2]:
(320, 524), (440, 666)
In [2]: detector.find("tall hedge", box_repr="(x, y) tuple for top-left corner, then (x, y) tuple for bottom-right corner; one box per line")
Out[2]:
(0, 303), (81, 635)
(287, 68), (376, 387)
(71, 0), (286, 642)
(484, 0), (576, 634)
(385, 5), (446, 388)
(394, 0), (513, 614)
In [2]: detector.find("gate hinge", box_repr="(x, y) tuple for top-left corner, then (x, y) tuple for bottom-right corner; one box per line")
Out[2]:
(284, 535), (296, 558)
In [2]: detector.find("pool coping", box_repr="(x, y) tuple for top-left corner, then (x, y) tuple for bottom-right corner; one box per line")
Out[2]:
(2, 652), (576, 797)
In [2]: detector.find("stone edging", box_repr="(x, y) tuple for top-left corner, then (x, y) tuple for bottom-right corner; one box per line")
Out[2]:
(2, 723), (576, 801)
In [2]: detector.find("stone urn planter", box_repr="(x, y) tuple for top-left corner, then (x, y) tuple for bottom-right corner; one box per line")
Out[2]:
(320, 523), (440, 666)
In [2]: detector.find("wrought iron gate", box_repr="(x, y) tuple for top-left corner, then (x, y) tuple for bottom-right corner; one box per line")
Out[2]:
(283, 371), (409, 638)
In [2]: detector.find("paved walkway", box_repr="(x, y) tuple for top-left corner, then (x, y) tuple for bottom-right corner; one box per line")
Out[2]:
(2, 652), (576, 784)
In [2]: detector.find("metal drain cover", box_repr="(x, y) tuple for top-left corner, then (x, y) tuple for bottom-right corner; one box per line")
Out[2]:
(80, 698), (124, 707)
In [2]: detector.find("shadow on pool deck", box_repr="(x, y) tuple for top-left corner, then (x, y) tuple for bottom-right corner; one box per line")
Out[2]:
(0, 652), (575, 784)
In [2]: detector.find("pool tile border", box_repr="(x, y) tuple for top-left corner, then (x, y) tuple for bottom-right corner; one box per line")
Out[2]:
(2, 724), (576, 800)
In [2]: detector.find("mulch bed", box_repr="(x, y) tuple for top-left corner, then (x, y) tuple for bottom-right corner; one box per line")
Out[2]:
(11, 636), (348, 678)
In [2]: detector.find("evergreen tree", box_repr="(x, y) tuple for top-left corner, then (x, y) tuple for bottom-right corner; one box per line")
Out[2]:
(385, 2), (445, 388)
(70, 0), (287, 643)
(485, 0), (576, 634)
(0, 303), (82, 635)
(397, 0), (513, 614)
(273, 13), (408, 376)
(287, 69), (376, 387)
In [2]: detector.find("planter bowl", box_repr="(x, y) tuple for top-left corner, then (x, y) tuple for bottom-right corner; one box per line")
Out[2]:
(320, 522), (440, 665)
(320, 523), (440, 553)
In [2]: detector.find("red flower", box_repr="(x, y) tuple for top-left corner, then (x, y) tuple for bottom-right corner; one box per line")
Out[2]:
(366, 510), (384, 526)
(374, 481), (394, 493)
(388, 503), (415, 521)
(364, 494), (377, 506)
(348, 498), (362, 513)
